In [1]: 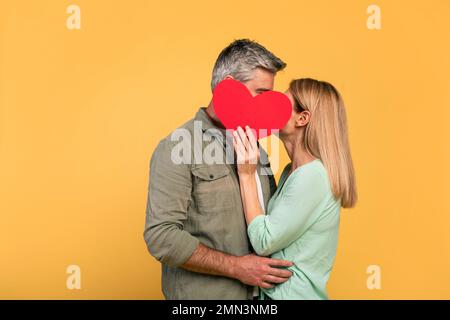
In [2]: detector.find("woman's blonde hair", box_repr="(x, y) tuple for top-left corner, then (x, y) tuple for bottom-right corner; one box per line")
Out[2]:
(289, 78), (357, 208)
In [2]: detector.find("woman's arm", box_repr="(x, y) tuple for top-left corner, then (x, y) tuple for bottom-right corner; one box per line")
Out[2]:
(239, 173), (264, 225)
(233, 126), (264, 225)
(247, 166), (328, 256)
(234, 126), (328, 257)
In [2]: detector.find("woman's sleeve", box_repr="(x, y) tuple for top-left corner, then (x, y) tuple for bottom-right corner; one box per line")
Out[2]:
(247, 166), (328, 256)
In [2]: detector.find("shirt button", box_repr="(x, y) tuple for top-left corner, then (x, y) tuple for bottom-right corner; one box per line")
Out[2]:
(209, 174), (214, 179)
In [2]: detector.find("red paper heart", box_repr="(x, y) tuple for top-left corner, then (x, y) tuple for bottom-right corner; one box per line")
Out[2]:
(212, 79), (292, 139)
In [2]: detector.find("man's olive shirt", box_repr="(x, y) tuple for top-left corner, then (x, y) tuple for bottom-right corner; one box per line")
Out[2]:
(144, 108), (276, 300)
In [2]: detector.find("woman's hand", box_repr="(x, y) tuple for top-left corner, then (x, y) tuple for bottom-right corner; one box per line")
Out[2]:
(233, 126), (259, 177)
(233, 126), (264, 226)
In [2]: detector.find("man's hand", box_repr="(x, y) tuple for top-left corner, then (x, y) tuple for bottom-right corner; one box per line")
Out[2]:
(181, 244), (293, 289)
(231, 253), (294, 289)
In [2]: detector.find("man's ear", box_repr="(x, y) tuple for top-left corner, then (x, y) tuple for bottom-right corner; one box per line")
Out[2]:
(295, 110), (311, 127)
(224, 75), (234, 80)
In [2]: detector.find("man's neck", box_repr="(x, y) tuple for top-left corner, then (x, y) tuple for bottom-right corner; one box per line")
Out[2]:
(205, 101), (226, 129)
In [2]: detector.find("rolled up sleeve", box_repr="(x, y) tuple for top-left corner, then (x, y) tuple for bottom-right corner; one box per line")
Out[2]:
(143, 139), (199, 267)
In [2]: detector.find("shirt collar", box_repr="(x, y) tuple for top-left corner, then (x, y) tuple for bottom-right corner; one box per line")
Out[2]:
(194, 107), (228, 138)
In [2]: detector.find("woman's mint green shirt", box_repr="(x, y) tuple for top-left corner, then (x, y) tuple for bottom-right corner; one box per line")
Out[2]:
(247, 159), (341, 300)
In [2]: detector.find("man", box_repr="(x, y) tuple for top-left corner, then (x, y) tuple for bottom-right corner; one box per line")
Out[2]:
(144, 39), (294, 300)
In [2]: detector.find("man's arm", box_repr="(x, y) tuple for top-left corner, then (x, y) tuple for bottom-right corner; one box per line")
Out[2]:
(144, 138), (200, 266)
(182, 243), (295, 289)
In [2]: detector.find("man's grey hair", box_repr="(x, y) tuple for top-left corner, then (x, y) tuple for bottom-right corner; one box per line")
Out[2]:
(211, 39), (286, 91)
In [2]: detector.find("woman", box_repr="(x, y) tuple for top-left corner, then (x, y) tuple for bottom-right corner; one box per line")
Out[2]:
(233, 78), (357, 300)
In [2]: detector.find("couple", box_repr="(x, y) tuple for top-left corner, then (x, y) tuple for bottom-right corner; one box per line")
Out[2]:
(144, 39), (357, 300)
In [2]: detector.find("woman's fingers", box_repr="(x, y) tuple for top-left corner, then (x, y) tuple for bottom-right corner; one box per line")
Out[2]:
(245, 125), (258, 151)
(232, 132), (245, 161)
(232, 134), (237, 153)
(236, 126), (249, 152)
(233, 129), (244, 152)
(245, 126), (259, 164)
(234, 126), (259, 165)
(235, 126), (251, 164)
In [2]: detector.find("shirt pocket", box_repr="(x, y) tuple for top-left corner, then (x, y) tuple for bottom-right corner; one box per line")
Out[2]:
(191, 164), (235, 215)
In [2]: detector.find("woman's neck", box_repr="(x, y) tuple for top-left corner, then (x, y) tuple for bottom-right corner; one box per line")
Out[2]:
(282, 136), (317, 173)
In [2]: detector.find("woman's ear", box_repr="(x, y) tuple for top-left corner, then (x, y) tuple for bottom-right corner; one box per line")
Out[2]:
(295, 110), (311, 127)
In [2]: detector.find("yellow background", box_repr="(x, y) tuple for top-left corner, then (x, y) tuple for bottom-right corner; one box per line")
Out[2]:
(1, 0), (449, 299)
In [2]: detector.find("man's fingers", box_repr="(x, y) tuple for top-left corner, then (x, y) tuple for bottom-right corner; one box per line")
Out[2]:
(267, 267), (293, 278)
(260, 282), (275, 289)
(266, 258), (294, 267)
(263, 274), (290, 284)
